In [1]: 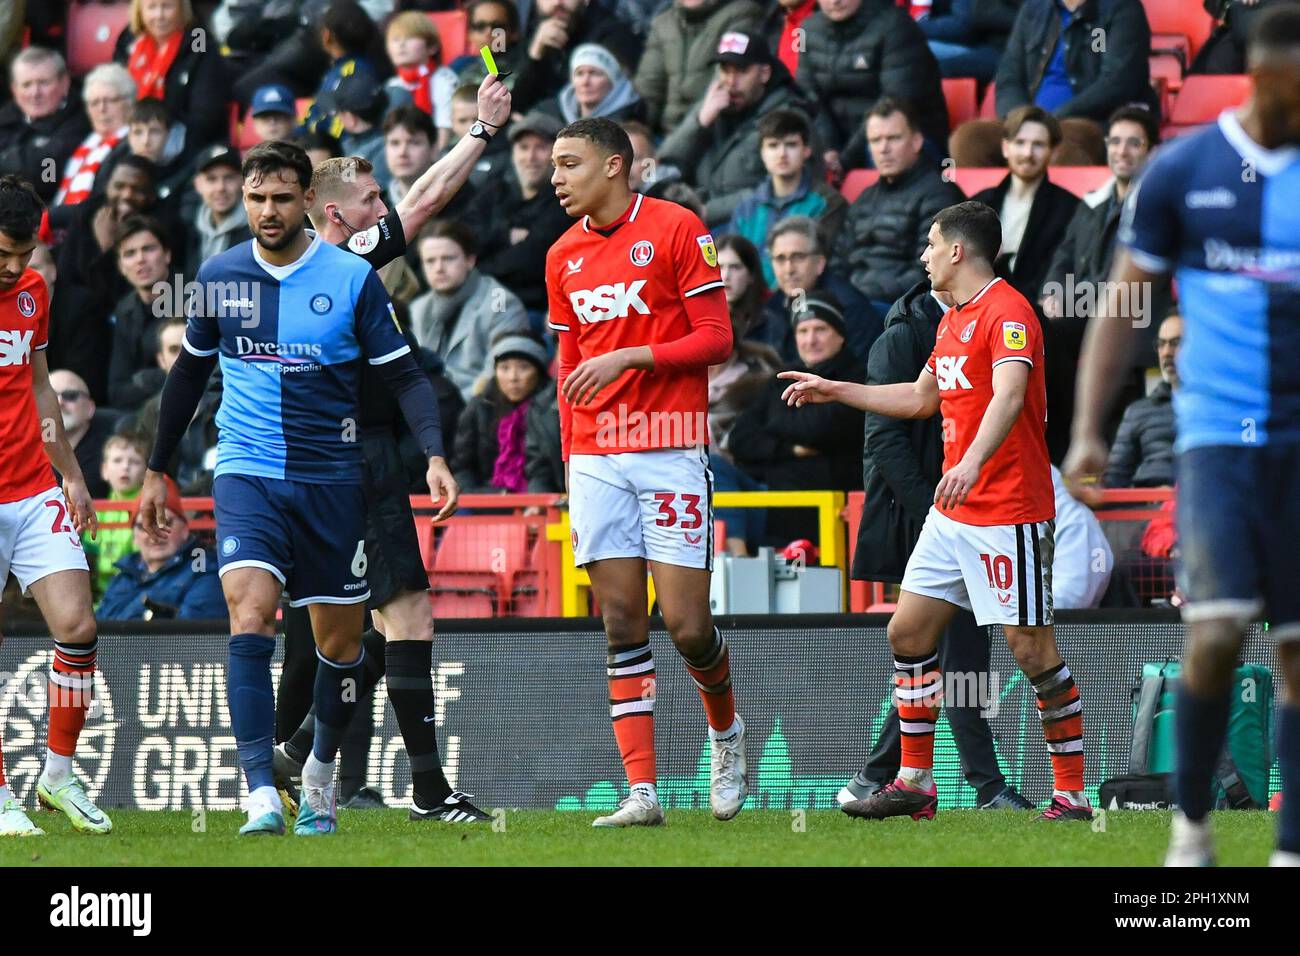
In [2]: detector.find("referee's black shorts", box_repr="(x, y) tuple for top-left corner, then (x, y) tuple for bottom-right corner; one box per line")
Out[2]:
(361, 430), (430, 610)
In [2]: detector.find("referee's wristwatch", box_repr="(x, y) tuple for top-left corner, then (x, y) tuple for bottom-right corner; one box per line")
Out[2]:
(469, 119), (495, 143)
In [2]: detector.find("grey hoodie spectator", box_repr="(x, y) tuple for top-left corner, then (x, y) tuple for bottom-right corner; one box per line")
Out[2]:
(407, 220), (531, 400)
(184, 145), (253, 277)
(536, 44), (645, 124)
(658, 30), (816, 227)
(635, 0), (764, 135)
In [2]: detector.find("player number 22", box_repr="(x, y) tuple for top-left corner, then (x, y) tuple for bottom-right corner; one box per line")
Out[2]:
(653, 493), (703, 529)
(979, 553), (1013, 591)
(44, 499), (73, 535)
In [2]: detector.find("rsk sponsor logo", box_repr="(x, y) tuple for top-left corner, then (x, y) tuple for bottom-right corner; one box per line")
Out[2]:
(570, 281), (649, 324)
(0, 329), (34, 366)
(934, 355), (972, 391)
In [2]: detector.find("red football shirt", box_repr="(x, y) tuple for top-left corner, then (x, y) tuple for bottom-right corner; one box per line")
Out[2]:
(0, 269), (57, 503)
(546, 193), (732, 458)
(924, 277), (1054, 526)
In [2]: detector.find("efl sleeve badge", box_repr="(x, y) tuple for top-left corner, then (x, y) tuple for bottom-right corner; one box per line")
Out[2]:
(1002, 321), (1027, 350)
(697, 234), (718, 269)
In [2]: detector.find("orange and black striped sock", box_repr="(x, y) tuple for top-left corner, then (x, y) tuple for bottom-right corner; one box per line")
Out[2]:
(1031, 662), (1085, 792)
(608, 641), (656, 787)
(48, 638), (97, 759)
(683, 626), (735, 733)
(895, 651), (943, 773)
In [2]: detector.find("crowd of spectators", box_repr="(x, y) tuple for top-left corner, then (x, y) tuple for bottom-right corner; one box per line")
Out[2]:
(0, 0), (1246, 607)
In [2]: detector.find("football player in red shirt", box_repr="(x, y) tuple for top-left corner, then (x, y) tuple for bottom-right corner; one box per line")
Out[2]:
(0, 176), (111, 837)
(781, 202), (1092, 822)
(547, 117), (745, 827)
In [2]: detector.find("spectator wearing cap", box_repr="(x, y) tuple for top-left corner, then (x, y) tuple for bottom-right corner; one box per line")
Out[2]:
(968, 106), (1078, 300)
(114, 0), (231, 154)
(727, 107), (846, 289)
(183, 144), (253, 276)
(333, 72), (394, 188)
(797, 0), (948, 178)
(919, 0), (1021, 82)
(636, 0), (765, 137)
(451, 331), (554, 494)
(99, 476), (226, 621)
(470, 111), (574, 312)
(727, 292), (866, 541)
(298, 0), (383, 141)
(536, 44), (645, 125)
(108, 215), (178, 410)
(0, 48), (91, 203)
(250, 84), (298, 143)
(408, 219), (531, 400)
(831, 97), (964, 313)
(758, 215), (882, 366)
(384, 10), (459, 151)
(511, 0), (642, 114)
(761, 0), (818, 78)
(948, 0), (1159, 168)
(54, 64), (135, 208)
(659, 29), (815, 227)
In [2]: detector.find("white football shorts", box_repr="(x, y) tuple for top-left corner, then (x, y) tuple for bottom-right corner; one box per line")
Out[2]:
(0, 485), (90, 600)
(901, 505), (1054, 627)
(568, 446), (714, 570)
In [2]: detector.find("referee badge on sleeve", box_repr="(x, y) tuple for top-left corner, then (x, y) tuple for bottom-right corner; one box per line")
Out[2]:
(1003, 321), (1027, 350)
(697, 234), (718, 269)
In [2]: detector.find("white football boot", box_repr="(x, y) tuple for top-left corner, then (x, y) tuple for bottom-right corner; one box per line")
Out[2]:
(1165, 811), (1216, 866)
(592, 788), (665, 828)
(710, 714), (748, 821)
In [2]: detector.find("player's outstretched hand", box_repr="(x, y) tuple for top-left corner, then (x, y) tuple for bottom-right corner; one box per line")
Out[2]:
(427, 456), (460, 523)
(477, 73), (511, 130)
(778, 370), (837, 407)
(563, 351), (629, 406)
(136, 469), (172, 542)
(63, 477), (98, 540)
(1060, 433), (1109, 506)
(935, 458), (980, 510)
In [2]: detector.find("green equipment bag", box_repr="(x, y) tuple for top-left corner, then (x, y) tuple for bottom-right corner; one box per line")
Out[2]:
(1129, 660), (1273, 809)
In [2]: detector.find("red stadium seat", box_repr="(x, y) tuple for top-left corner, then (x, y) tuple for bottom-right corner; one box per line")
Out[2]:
(1164, 74), (1251, 137)
(428, 11), (469, 63)
(430, 522), (532, 615)
(1142, 0), (1215, 64)
(941, 77), (978, 131)
(67, 1), (130, 77)
(233, 107), (263, 150)
(1048, 165), (1112, 198)
(978, 81), (997, 119)
(840, 169), (879, 203)
(1149, 53), (1183, 94)
(952, 166), (1007, 196)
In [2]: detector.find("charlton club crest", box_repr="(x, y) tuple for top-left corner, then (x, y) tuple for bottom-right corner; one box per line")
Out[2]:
(16, 291), (36, 317)
(629, 240), (654, 267)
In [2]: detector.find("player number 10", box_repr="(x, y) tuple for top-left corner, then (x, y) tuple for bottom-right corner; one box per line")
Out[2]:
(653, 493), (703, 529)
(979, 553), (1013, 590)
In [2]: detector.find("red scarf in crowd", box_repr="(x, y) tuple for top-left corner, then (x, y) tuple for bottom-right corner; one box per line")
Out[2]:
(395, 59), (435, 116)
(778, 0), (817, 78)
(128, 30), (184, 101)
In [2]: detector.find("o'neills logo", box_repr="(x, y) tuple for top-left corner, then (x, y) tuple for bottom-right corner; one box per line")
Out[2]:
(594, 404), (708, 449)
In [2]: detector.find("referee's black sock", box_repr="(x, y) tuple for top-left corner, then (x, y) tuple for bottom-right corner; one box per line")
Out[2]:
(284, 628), (388, 764)
(386, 639), (453, 806)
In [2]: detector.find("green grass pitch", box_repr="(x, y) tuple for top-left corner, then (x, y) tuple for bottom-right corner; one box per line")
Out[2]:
(0, 808), (1280, 867)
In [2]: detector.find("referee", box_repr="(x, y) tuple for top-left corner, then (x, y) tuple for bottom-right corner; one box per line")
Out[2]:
(273, 75), (511, 823)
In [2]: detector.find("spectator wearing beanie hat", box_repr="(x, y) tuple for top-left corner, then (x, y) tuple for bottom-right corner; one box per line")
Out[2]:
(451, 332), (554, 494)
(535, 44), (645, 124)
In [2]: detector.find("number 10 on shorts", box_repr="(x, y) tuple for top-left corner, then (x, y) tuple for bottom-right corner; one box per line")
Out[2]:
(980, 552), (1013, 591)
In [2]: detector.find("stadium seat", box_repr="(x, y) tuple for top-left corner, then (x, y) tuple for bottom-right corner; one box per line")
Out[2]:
(1165, 74), (1252, 136)
(430, 521), (532, 615)
(978, 82), (997, 119)
(952, 166), (1007, 197)
(67, 1), (130, 76)
(428, 10), (469, 63)
(1149, 53), (1183, 94)
(232, 107), (263, 150)
(1048, 165), (1112, 198)
(840, 169), (880, 203)
(1142, 0), (1215, 64)
(942, 77), (978, 131)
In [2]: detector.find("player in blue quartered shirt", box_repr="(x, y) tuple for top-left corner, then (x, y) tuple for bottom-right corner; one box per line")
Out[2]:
(1064, 5), (1300, 868)
(137, 141), (457, 838)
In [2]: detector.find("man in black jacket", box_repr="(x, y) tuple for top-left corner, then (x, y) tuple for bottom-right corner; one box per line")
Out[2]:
(842, 279), (1033, 809)
(107, 215), (178, 411)
(728, 294), (865, 544)
(831, 98), (964, 312)
(1104, 312), (1179, 488)
(0, 48), (90, 203)
(969, 106), (1078, 299)
(658, 30), (816, 227)
(951, 0), (1159, 166)
(796, 0), (948, 177)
